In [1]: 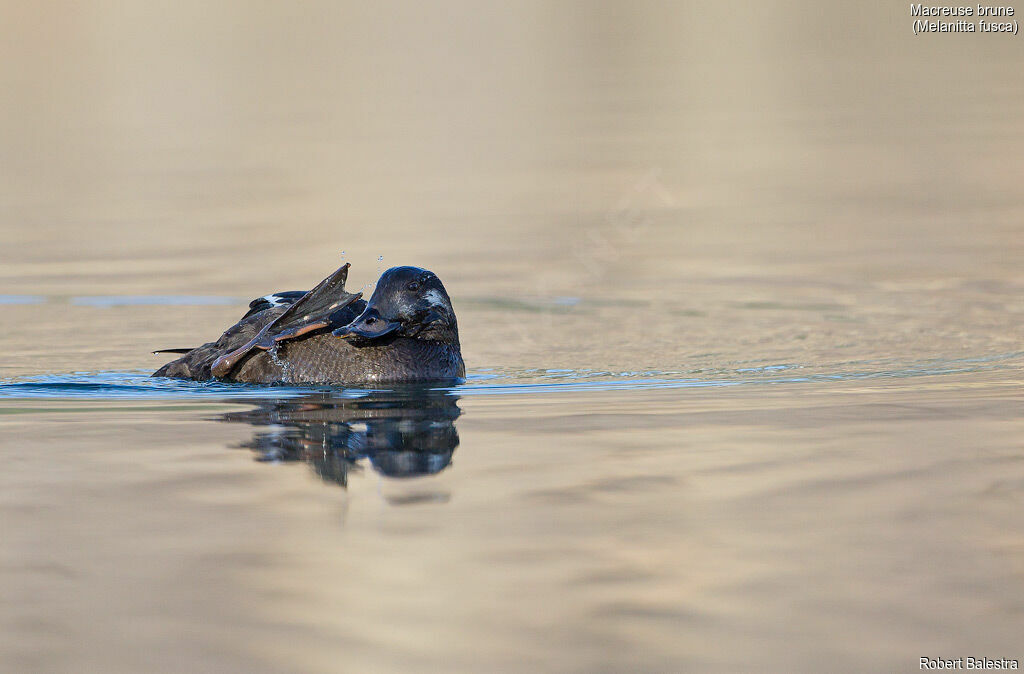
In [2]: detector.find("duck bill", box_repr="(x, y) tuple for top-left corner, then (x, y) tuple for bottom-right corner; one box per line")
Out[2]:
(333, 318), (402, 340)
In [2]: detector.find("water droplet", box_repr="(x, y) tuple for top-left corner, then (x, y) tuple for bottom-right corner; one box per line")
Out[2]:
(268, 344), (292, 381)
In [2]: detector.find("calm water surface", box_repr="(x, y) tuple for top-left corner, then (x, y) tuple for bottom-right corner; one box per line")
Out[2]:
(1, 2), (1023, 672)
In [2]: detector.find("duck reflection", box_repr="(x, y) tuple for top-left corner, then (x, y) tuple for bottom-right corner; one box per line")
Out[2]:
(218, 389), (460, 488)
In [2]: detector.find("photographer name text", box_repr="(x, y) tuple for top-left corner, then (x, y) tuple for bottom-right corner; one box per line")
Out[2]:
(920, 657), (1019, 670)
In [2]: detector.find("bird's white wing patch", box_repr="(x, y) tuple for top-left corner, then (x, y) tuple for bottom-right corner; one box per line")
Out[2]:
(263, 294), (289, 307)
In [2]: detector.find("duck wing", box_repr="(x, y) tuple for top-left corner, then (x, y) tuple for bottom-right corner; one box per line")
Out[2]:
(209, 263), (364, 379)
(153, 293), (309, 359)
(152, 307), (286, 379)
(153, 293), (309, 357)
(241, 290), (308, 319)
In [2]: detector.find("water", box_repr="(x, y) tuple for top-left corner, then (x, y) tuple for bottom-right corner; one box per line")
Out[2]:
(2, 2), (1023, 672)
(2, 351), (1023, 399)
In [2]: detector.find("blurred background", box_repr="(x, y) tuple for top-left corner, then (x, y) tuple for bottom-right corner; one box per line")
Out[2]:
(1, 0), (1021, 377)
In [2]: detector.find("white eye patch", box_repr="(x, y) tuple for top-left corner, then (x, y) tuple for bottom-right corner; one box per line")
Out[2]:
(423, 289), (447, 308)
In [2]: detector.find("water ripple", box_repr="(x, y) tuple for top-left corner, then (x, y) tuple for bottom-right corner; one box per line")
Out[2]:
(0, 351), (1019, 400)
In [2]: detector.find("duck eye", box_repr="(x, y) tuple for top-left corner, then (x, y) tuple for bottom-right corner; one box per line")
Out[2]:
(365, 317), (376, 325)
(407, 282), (419, 291)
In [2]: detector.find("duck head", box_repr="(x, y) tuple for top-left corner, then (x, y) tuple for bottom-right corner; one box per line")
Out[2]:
(333, 266), (459, 345)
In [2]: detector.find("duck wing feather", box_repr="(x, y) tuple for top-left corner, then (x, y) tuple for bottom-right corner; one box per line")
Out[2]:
(209, 263), (363, 378)
(153, 263), (364, 381)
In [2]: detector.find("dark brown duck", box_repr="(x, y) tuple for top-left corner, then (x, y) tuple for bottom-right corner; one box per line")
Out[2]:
(153, 264), (465, 385)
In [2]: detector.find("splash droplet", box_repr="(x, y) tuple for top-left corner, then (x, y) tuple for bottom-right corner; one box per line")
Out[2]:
(268, 344), (292, 381)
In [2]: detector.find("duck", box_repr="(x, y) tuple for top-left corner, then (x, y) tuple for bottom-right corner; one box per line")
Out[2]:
(152, 263), (465, 385)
